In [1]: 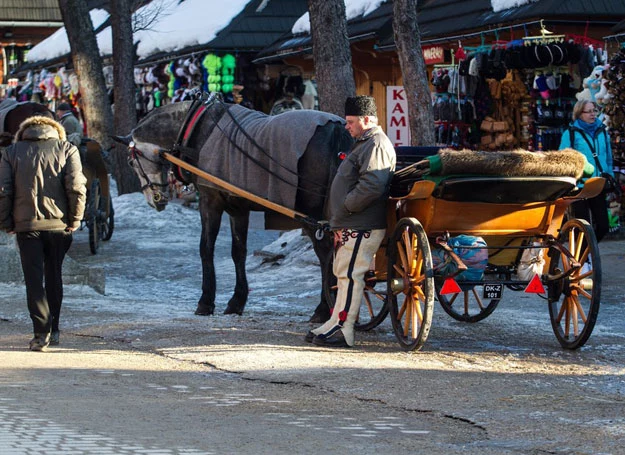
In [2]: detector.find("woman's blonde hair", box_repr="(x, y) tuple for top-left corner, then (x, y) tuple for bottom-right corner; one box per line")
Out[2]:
(572, 100), (597, 121)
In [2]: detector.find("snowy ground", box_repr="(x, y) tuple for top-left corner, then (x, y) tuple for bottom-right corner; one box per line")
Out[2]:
(0, 180), (326, 330)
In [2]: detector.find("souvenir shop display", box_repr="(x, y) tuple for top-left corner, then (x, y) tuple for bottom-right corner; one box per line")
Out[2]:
(434, 21), (609, 153)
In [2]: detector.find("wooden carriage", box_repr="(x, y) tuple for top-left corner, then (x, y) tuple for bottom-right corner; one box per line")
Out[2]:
(334, 148), (605, 351)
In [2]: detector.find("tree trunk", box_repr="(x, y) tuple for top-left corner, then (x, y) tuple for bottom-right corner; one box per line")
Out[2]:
(307, 0), (356, 116)
(110, 0), (140, 194)
(393, 0), (435, 146)
(58, 0), (114, 150)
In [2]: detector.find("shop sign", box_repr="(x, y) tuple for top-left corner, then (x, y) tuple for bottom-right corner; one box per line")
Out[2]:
(422, 45), (445, 65)
(386, 86), (410, 147)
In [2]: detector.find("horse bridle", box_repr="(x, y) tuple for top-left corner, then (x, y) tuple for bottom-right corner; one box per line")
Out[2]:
(127, 140), (170, 203)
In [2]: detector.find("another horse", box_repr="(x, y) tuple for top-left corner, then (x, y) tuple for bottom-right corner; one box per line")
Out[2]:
(115, 97), (352, 320)
(0, 101), (55, 149)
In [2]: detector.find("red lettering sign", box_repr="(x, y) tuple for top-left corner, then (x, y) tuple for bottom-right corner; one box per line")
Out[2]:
(422, 45), (445, 65)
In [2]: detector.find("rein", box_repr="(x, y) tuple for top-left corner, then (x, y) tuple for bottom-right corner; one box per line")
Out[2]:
(128, 141), (169, 201)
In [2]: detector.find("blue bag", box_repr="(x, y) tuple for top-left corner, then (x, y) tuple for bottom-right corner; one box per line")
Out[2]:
(432, 235), (488, 281)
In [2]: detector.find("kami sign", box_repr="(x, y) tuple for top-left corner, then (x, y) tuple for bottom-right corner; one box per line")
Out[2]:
(386, 86), (410, 146)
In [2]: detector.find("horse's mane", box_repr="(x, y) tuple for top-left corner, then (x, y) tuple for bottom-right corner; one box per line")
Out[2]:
(134, 102), (191, 146)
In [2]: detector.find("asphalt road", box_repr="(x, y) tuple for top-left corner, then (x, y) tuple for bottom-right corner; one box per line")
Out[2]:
(1, 227), (624, 454)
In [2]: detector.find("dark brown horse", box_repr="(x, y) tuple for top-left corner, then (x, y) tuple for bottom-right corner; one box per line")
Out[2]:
(0, 101), (55, 148)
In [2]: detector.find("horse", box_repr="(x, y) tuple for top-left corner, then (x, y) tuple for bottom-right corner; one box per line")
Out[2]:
(114, 96), (352, 321)
(0, 100), (56, 150)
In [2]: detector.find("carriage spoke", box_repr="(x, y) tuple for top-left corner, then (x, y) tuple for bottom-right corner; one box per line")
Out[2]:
(564, 298), (571, 337)
(556, 297), (567, 323)
(574, 230), (584, 260)
(572, 295), (579, 336)
(397, 241), (409, 272)
(413, 291), (424, 322)
(471, 287), (486, 310)
(414, 285), (426, 302)
(574, 298), (588, 323)
(411, 300), (418, 339)
(398, 298), (408, 320)
(402, 229), (414, 270)
(568, 229), (576, 259)
(577, 288), (593, 300)
(577, 270), (592, 281)
(363, 293), (374, 318)
(393, 263), (406, 278)
(403, 296), (412, 337)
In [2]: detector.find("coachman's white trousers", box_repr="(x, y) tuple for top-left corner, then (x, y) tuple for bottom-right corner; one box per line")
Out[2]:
(312, 228), (385, 346)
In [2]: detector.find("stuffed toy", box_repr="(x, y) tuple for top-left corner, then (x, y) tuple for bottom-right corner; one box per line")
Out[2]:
(595, 75), (612, 106)
(576, 65), (606, 102)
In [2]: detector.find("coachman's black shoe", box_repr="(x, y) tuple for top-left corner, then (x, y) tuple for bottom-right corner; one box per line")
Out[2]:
(304, 331), (316, 343)
(29, 333), (51, 352)
(312, 332), (351, 348)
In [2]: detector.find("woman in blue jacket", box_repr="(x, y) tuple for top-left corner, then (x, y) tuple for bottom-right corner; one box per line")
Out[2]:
(559, 100), (613, 242)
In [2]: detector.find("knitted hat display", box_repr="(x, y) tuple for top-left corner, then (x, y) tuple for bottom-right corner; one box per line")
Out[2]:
(203, 54), (222, 93)
(166, 61), (176, 98)
(345, 95), (377, 117)
(221, 54), (236, 93)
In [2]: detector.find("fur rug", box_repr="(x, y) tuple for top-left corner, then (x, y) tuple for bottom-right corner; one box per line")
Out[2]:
(432, 148), (587, 179)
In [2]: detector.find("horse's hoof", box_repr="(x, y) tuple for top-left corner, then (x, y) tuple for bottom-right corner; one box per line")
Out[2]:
(308, 313), (329, 324)
(194, 306), (214, 316)
(224, 307), (243, 316)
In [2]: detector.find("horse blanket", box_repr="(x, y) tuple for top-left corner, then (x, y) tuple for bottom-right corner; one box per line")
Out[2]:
(198, 105), (344, 209)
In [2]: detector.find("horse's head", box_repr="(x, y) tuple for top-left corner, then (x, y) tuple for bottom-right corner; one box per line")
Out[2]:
(113, 133), (170, 211)
(113, 102), (193, 211)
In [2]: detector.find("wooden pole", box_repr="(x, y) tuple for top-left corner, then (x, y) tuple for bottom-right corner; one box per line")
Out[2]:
(162, 152), (317, 225)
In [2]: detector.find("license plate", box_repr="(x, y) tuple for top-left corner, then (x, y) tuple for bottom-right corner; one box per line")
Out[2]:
(483, 283), (503, 299)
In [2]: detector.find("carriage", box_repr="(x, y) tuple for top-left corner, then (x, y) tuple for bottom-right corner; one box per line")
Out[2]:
(122, 93), (604, 350)
(79, 138), (114, 254)
(322, 147), (604, 351)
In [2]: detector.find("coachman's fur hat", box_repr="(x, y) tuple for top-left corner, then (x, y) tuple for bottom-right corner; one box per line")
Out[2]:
(345, 95), (377, 117)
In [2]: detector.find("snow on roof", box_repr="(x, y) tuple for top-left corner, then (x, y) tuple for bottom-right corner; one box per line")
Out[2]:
(292, 0), (385, 35)
(491, 0), (536, 12)
(27, 0), (252, 63)
(27, 9), (109, 62)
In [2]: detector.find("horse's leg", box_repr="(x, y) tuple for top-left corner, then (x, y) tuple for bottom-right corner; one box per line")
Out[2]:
(303, 227), (334, 323)
(195, 189), (223, 316)
(224, 209), (250, 315)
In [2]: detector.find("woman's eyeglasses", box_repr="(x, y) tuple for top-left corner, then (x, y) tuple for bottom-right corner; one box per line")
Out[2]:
(582, 110), (599, 114)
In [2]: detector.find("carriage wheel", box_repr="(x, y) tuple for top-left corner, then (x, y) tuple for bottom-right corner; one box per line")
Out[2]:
(102, 197), (114, 241)
(547, 219), (601, 349)
(387, 218), (434, 351)
(322, 254), (389, 332)
(88, 179), (101, 255)
(436, 282), (500, 322)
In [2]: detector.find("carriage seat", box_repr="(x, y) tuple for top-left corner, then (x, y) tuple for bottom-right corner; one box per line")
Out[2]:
(431, 176), (577, 204)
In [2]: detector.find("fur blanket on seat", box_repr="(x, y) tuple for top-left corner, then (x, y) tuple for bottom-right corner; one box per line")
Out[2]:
(429, 148), (588, 180)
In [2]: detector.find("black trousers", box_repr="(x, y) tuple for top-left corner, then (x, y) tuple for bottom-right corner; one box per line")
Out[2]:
(16, 230), (73, 334)
(571, 193), (609, 243)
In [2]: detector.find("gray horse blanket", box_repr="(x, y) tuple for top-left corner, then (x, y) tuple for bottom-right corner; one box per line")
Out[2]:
(198, 105), (344, 209)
